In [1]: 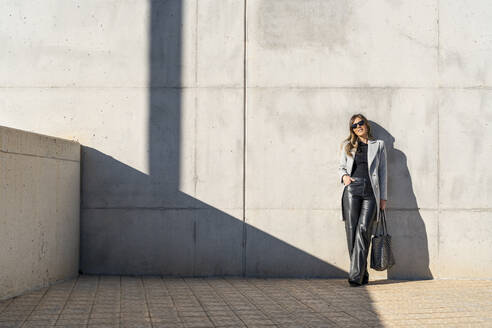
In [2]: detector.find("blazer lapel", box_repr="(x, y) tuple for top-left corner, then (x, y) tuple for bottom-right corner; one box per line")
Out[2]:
(367, 139), (378, 169)
(348, 148), (356, 174)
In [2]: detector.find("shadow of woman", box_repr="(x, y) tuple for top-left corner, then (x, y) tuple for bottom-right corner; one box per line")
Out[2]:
(370, 122), (433, 280)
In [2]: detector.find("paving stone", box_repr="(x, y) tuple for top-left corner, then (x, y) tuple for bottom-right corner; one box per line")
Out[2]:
(151, 323), (184, 328)
(0, 321), (23, 328)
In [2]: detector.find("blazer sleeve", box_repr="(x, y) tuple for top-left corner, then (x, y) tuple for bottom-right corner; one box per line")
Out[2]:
(378, 140), (388, 200)
(338, 142), (350, 184)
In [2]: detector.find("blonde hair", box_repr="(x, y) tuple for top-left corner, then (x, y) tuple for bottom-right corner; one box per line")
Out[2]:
(341, 113), (375, 157)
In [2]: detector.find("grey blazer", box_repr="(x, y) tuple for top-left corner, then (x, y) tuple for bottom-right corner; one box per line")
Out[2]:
(337, 138), (388, 222)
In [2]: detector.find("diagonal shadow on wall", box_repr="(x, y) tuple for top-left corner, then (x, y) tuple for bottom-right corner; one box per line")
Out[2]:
(79, 0), (347, 278)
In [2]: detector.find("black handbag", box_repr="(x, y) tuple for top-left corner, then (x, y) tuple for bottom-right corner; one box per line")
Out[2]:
(370, 209), (395, 271)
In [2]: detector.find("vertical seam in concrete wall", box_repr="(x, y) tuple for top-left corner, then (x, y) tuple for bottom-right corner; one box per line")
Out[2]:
(193, 220), (197, 275)
(241, 0), (248, 277)
(436, 0), (441, 273)
(194, 0), (199, 86)
(193, 0), (199, 276)
(193, 93), (198, 277)
(437, 0), (440, 79)
(194, 0), (199, 197)
(79, 146), (83, 274)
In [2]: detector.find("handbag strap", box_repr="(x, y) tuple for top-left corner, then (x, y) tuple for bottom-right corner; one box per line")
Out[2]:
(381, 209), (388, 235)
(375, 209), (388, 236)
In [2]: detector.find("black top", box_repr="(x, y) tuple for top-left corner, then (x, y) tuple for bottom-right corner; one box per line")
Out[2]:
(350, 140), (370, 179)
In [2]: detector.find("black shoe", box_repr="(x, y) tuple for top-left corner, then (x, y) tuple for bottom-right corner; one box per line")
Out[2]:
(348, 279), (362, 287)
(362, 274), (369, 285)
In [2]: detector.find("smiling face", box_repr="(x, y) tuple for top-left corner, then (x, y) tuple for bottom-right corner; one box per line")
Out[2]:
(351, 117), (368, 139)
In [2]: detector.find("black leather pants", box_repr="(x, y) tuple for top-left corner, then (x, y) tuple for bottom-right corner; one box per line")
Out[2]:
(342, 176), (377, 284)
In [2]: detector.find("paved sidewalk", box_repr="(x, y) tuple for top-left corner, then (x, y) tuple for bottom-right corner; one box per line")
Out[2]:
(0, 275), (490, 328)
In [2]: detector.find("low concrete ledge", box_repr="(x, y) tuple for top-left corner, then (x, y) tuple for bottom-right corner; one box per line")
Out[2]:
(0, 125), (80, 300)
(0, 125), (79, 161)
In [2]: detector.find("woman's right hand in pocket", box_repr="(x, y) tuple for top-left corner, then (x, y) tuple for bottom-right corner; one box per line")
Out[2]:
(343, 175), (355, 186)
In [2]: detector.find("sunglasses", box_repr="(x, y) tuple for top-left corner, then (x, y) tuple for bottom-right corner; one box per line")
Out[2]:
(351, 120), (365, 129)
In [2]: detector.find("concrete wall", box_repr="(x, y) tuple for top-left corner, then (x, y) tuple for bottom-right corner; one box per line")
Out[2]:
(0, 126), (80, 300)
(0, 0), (491, 279)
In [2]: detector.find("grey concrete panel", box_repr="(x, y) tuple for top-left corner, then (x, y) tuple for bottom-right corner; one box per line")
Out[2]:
(438, 211), (492, 279)
(195, 88), (244, 213)
(439, 1), (492, 87)
(0, 0), (196, 87)
(246, 88), (438, 211)
(245, 209), (348, 277)
(380, 90), (439, 211)
(197, 0), (244, 87)
(439, 89), (492, 209)
(0, 0), (149, 87)
(246, 88), (352, 210)
(247, 0), (438, 87)
(81, 209), (195, 276)
(193, 209), (243, 276)
(0, 127), (79, 300)
(80, 89), (193, 209)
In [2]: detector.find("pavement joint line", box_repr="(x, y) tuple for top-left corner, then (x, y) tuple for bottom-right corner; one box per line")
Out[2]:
(281, 279), (354, 327)
(303, 279), (374, 325)
(118, 275), (122, 328)
(238, 278), (322, 327)
(160, 275), (184, 326)
(217, 277), (265, 327)
(52, 275), (79, 327)
(228, 278), (302, 325)
(141, 276), (154, 328)
(85, 274), (100, 328)
(181, 277), (219, 328)
(201, 277), (250, 327)
(0, 298), (14, 314)
(17, 283), (50, 328)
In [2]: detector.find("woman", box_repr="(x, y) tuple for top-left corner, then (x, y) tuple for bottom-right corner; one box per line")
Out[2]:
(338, 114), (387, 287)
